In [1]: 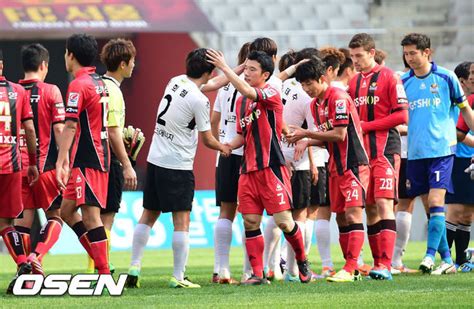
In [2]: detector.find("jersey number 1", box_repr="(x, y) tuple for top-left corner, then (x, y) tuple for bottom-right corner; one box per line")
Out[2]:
(157, 94), (172, 126)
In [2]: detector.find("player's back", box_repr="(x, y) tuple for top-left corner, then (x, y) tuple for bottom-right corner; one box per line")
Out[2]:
(19, 79), (64, 173)
(65, 67), (109, 172)
(402, 63), (465, 160)
(0, 77), (31, 174)
(148, 74), (210, 170)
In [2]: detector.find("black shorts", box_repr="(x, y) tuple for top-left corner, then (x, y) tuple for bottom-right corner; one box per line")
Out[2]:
(143, 163), (195, 213)
(310, 165), (329, 206)
(446, 157), (474, 205)
(102, 160), (124, 214)
(291, 170), (311, 210)
(215, 154), (242, 206)
(398, 158), (409, 199)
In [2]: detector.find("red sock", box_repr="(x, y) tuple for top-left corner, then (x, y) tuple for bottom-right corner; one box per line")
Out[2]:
(88, 226), (110, 274)
(367, 222), (381, 266)
(284, 224), (306, 262)
(1, 226), (27, 265)
(71, 221), (94, 258)
(338, 226), (350, 259)
(34, 217), (63, 261)
(14, 226), (31, 256)
(379, 219), (397, 269)
(245, 229), (264, 278)
(343, 224), (365, 273)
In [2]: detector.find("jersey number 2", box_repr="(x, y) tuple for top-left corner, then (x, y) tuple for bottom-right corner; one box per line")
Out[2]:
(157, 94), (172, 126)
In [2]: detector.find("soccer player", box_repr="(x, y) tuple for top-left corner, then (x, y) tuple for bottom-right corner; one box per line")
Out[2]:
(348, 33), (408, 280)
(331, 48), (356, 91)
(374, 49), (387, 66)
(392, 56), (417, 274)
(279, 50), (315, 282)
(126, 48), (231, 289)
(207, 49), (312, 285)
(13, 44), (65, 275)
(0, 49), (39, 293)
(288, 57), (369, 283)
(446, 61), (474, 272)
(211, 42), (250, 284)
(57, 33), (111, 275)
(401, 33), (474, 275)
(84, 38), (139, 273)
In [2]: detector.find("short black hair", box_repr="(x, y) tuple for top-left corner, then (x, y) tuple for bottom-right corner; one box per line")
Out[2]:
(186, 48), (215, 79)
(402, 54), (409, 69)
(21, 43), (49, 73)
(278, 49), (296, 72)
(401, 33), (431, 51)
(249, 37), (278, 57)
(248, 50), (274, 80)
(66, 33), (98, 67)
(0, 49), (3, 61)
(454, 61), (472, 80)
(295, 56), (326, 83)
(295, 48), (321, 63)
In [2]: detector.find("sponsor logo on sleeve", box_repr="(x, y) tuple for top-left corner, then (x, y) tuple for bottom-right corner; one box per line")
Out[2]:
(263, 87), (277, 98)
(67, 92), (79, 107)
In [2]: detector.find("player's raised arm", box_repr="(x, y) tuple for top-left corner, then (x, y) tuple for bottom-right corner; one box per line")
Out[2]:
(206, 49), (257, 101)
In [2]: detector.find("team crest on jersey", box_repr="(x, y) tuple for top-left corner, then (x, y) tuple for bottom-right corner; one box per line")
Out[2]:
(386, 168), (393, 176)
(362, 80), (367, 88)
(419, 82), (426, 90)
(369, 82), (377, 91)
(68, 92), (79, 107)
(430, 83), (439, 94)
(335, 100), (346, 114)
(263, 87), (277, 98)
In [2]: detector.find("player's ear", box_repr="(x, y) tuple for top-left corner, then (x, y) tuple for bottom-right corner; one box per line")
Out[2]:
(262, 71), (270, 81)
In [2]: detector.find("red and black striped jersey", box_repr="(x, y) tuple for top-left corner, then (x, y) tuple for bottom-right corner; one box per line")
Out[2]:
(0, 76), (33, 174)
(348, 64), (408, 160)
(311, 86), (368, 176)
(19, 79), (65, 174)
(236, 84), (286, 174)
(65, 67), (109, 172)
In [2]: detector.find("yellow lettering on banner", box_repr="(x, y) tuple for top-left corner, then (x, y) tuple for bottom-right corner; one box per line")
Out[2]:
(3, 8), (26, 22)
(66, 5), (104, 21)
(103, 4), (141, 20)
(26, 7), (57, 22)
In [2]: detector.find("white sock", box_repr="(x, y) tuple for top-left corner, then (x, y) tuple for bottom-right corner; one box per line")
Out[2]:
(172, 231), (189, 281)
(213, 224), (219, 274)
(215, 218), (233, 278)
(393, 211), (412, 267)
(130, 223), (151, 267)
(272, 236), (282, 278)
(264, 217), (281, 270)
(358, 249), (364, 266)
(315, 219), (333, 268)
(305, 219), (315, 255)
(242, 230), (252, 275)
(286, 221), (305, 276)
(280, 240), (288, 263)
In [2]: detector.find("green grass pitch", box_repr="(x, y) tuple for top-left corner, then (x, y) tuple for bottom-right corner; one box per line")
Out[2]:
(1, 241), (473, 308)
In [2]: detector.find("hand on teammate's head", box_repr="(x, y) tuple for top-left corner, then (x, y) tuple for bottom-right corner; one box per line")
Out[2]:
(206, 49), (227, 69)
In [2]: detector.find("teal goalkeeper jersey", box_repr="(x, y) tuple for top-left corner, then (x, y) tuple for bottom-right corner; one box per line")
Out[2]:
(402, 63), (467, 160)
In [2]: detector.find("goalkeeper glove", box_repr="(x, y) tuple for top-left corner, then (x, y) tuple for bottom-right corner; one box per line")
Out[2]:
(123, 125), (146, 162)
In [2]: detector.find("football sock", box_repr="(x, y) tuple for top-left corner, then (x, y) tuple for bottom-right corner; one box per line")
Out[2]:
(426, 207), (445, 261)
(87, 226), (110, 274)
(455, 223), (471, 265)
(342, 223), (365, 273)
(172, 231), (189, 281)
(379, 219), (396, 269)
(71, 221), (94, 259)
(1, 226), (27, 265)
(367, 221), (381, 265)
(215, 218), (232, 277)
(245, 229), (264, 278)
(338, 225), (350, 259)
(316, 219), (333, 267)
(130, 223), (151, 267)
(283, 223), (306, 262)
(286, 221), (305, 276)
(445, 220), (457, 250)
(241, 230), (252, 275)
(393, 211), (412, 267)
(14, 225), (31, 256)
(34, 217), (63, 261)
(304, 218), (314, 255)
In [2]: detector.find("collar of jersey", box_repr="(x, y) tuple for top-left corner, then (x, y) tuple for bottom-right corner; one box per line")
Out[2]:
(103, 74), (121, 87)
(76, 66), (96, 77)
(19, 78), (39, 85)
(409, 62), (437, 79)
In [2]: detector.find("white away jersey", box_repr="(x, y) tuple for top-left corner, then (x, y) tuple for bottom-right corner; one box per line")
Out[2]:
(148, 75), (211, 170)
(281, 78), (313, 170)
